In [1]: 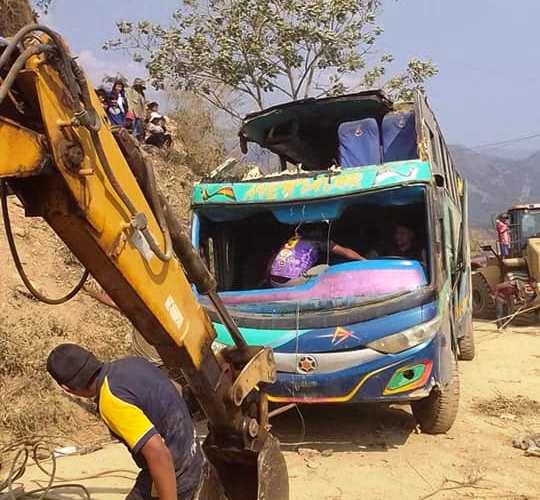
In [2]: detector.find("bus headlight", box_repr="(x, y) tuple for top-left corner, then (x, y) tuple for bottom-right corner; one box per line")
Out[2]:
(366, 317), (440, 354)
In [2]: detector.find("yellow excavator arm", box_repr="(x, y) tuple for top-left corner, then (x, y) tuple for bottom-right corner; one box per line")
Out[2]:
(0, 25), (287, 500)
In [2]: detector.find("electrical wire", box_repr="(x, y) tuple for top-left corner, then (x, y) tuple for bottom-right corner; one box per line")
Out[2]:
(0, 180), (89, 304)
(291, 301), (306, 447)
(0, 442), (90, 500)
(471, 132), (540, 151)
(0, 439), (141, 500)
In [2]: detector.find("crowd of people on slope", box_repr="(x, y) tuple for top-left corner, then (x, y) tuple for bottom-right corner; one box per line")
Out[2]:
(95, 77), (172, 149)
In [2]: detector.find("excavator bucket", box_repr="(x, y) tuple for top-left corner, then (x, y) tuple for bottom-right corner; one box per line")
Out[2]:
(203, 434), (289, 500)
(256, 434), (289, 500)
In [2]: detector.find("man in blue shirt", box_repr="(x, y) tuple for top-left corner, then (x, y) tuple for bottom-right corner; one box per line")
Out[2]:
(47, 344), (225, 500)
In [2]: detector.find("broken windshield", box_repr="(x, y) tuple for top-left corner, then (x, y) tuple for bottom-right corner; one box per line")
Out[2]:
(195, 185), (430, 313)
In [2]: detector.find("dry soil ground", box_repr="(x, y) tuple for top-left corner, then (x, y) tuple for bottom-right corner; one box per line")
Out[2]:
(11, 321), (540, 500)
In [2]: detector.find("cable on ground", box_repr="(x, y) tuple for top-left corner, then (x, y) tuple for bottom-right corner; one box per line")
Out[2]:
(0, 442), (90, 500)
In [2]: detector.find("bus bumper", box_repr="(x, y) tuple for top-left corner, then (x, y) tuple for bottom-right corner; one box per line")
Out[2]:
(266, 336), (443, 404)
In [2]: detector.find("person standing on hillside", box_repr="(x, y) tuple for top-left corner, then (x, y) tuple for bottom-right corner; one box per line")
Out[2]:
(496, 214), (511, 257)
(126, 77), (147, 142)
(46, 344), (225, 500)
(111, 79), (129, 121)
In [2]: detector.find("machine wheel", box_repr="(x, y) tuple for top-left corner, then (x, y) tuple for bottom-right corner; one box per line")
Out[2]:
(411, 362), (460, 434)
(471, 273), (496, 319)
(457, 317), (475, 361)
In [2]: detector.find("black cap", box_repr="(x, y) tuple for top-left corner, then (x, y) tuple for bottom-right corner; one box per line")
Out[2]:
(47, 344), (103, 391)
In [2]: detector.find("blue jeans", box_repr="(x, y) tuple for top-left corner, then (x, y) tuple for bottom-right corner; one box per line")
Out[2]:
(500, 243), (510, 257)
(132, 118), (144, 141)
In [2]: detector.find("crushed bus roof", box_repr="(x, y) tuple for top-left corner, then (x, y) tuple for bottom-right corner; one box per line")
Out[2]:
(239, 90), (395, 170)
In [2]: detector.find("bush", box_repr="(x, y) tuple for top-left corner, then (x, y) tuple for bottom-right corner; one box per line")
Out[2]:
(166, 92), (233, 176)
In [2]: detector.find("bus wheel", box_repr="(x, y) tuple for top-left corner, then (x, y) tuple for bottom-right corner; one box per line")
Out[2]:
(458, 317), (475, 361)
(472, 273), (496, 319)
(411, 363), (459, 434)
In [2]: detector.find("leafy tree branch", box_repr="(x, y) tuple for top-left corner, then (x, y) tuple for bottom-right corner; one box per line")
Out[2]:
(104, 0), (438, 115)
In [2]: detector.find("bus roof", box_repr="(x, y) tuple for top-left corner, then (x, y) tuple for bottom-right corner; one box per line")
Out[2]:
(239, 90), (395, 170)
(193, 161), (432, 206)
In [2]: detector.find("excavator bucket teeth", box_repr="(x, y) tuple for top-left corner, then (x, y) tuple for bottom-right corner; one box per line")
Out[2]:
(202, 434), (289, 500)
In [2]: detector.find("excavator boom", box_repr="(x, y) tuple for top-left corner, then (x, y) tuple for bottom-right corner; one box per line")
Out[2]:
(0, 25), (288, 500)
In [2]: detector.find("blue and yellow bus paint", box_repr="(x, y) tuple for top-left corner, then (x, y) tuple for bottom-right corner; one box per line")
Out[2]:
(193, 161), (432, 206)
(211, 299), (441, 404)
(194, 159), (467, 406)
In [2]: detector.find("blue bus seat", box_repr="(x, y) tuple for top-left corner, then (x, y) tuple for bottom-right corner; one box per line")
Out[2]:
(338, 118), (381, 168)
(382, 111), (417, 162)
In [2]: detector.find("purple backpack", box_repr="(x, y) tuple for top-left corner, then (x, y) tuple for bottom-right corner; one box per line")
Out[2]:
(270, 237), (320, 279)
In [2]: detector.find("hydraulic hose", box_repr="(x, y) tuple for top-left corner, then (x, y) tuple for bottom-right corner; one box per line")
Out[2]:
(0, 43), (53, 106)
(89, 130), (172, 262)
(0, 25), (82, 114)
(0, 180), (89, 305)
(0, 24), (62, 70)
(141, 154), (173, 258)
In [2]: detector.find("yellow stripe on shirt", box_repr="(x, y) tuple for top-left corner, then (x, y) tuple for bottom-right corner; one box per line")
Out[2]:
(99, 377), (154, 450)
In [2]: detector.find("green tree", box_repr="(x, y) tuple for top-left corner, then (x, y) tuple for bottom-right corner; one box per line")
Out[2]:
(105, 0), (437, 118)
(33, 0), (51, 12)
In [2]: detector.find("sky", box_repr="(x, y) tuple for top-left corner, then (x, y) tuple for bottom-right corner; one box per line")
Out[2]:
(40, 0), (540, 155)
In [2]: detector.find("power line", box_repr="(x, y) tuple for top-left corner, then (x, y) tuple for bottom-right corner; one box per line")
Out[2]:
(470, 132), (540, 151)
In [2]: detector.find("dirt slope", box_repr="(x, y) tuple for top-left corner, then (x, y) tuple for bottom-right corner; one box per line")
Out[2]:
(0, 146), (196, 441)
(0, 197), (132, 440)
(0, 147), (195, 443)
(10, 322), (540, 499)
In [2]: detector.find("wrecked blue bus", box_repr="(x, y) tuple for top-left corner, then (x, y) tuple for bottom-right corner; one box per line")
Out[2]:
(191, 90), (474, 433)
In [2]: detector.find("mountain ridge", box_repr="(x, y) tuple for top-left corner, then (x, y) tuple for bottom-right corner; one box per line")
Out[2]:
(449, 145), (538, 227)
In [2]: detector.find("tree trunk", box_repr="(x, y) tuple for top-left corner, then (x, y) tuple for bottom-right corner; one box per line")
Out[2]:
(0, 0), (36, 37)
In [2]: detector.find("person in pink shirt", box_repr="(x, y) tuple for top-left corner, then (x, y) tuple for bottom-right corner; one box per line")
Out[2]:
(496, 214), (511, 257)
(269, 224), (364, 287)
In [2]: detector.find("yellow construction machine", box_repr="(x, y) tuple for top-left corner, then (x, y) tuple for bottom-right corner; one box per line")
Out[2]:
(0, 24), (288, 499)
(472, 204), (540, 328)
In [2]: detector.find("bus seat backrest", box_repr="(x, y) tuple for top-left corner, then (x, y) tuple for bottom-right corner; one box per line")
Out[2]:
(382, 111), (417, 162)
(338, 118), (380, 168)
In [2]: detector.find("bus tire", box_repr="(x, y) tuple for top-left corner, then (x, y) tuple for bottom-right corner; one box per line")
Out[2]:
(472, 273), (496, 319)
(411, 362), (459, 434)
(458, 317), (475, 361)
